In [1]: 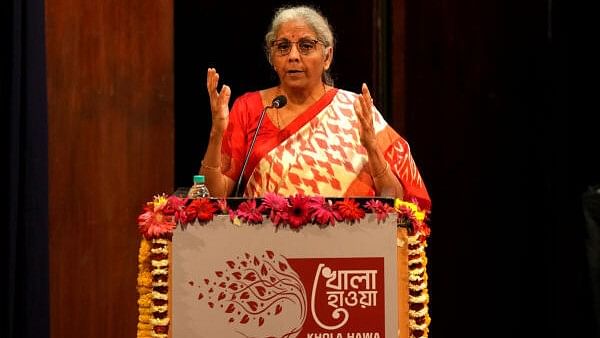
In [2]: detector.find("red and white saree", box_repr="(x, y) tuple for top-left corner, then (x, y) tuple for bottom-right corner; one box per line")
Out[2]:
(221, 88), (431, 210)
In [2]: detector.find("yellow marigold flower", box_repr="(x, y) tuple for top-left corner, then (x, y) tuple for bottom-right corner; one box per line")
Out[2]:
(394, 198), (418, 212)
(414, 210), (426, 222)
(136, 329), (153, 338)
(138, 314), (152, 323)
(137, 290), (152, 300)
(152, 193), (169, 212)
(139, 307), (153, 315)
(138, 323), (153, 330)
(137, 272), (153, 287)
(138, 239), (152, 261)
(138, 294), (153, 307)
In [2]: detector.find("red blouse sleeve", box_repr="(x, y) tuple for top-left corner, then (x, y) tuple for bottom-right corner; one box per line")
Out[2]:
(221, 92), (263, 182)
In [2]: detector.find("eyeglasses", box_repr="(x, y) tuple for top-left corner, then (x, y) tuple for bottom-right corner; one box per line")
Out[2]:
(270, 38), (323, 56)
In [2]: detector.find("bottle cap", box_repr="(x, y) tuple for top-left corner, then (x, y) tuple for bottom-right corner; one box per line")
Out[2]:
(193, 175), (205, 184)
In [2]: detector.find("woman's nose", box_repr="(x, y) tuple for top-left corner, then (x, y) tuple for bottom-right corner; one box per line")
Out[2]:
(287, 43), (301, 59)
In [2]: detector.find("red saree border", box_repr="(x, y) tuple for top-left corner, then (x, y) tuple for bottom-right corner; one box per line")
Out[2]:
(242, 88), (339, 184)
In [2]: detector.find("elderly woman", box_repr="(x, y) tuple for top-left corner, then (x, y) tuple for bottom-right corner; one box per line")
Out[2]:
(198, 5), (430, 210)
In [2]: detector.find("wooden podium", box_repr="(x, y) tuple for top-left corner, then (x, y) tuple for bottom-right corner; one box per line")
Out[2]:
(135, 196), (429, 338)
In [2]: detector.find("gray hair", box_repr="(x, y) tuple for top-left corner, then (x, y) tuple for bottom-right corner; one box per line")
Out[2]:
(264, 6), (335, 85)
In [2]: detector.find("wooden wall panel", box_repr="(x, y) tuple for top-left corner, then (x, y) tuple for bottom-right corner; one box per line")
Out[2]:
(46, 1), (173, 337)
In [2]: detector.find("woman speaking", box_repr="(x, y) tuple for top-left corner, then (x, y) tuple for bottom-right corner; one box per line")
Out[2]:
(198, 5), (431, 210)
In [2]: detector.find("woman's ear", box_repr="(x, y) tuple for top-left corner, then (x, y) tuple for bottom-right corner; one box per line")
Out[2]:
(323, 47), (333, 70)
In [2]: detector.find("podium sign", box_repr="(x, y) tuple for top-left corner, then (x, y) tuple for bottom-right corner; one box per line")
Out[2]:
(172, 214), (398, 338)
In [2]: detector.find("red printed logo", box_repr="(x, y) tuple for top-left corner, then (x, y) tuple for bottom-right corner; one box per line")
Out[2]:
(189, 251), (384, 338)
(290, 257), (385, 337)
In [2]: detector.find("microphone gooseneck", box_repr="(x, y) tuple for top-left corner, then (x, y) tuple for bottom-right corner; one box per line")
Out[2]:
(234, 95), (288, 197)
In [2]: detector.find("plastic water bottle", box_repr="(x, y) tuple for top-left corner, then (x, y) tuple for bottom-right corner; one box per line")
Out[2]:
(187, 175), (210, 198)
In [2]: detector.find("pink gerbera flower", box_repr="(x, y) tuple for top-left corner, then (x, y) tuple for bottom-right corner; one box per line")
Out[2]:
(236, 199), (263, 224)
(286, 194), (311, 229)
(397, 205), (418, 231)
(308, 196), (341, 226)
(259, 192), (289, 226)
(397, 205), (417, 222)
(216, 198), (229, 214)
(364, 199), (394, 223)
(137, 195), (176, 238)
(137, 208), (176, 239)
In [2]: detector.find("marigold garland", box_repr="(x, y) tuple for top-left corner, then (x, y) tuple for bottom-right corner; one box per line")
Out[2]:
(135, 193), (432, 338)
(136, 238), (153, 338)
(407, 233), (431, 338)
(396, 199), (432, 338)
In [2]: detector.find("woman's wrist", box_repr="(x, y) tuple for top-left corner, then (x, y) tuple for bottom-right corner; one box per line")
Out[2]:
(209, 127), (225, 139)
(371, 161), (389, 179)
(200, 160), (221, 172)
(362, 138), (378, 152)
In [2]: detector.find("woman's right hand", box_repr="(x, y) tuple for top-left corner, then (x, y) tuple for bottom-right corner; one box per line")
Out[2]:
(207, 68), (231, 133)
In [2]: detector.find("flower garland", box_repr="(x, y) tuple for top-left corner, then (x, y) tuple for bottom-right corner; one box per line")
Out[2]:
(136, 238), (153, 338)
(135, 192), (431, 338)
(395, 199), (431, 338)
(137, 192), (427, 237)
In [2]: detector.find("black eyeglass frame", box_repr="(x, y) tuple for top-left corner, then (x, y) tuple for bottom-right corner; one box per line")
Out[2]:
(269, 38), (324, 56)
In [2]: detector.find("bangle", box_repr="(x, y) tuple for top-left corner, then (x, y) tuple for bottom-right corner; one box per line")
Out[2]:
(372, 162), (389, 179)
(201, 160), (221, 172)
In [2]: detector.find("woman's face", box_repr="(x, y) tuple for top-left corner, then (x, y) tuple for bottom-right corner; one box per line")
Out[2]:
(270, 19), (332, 91)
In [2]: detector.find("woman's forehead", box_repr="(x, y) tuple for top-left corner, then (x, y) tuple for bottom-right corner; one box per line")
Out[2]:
(275, 20), (316, 38)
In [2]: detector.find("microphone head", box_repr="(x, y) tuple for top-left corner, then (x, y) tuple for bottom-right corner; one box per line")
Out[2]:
(272, 95), (287, 108)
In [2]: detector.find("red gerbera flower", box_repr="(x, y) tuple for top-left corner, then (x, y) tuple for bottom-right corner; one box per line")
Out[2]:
(236, 199), (263, 224)
(163, 195), (186, 221)
(186, 198), (218, 223)
(334, 198), (365, 223)
(178, 207), (195, 224)
(137, 195), (176, 238)
(364, 199), (394, 223)
(259, 192), (289, 226)
(286, 194), (311, 229)
(308, 196), (341, 226)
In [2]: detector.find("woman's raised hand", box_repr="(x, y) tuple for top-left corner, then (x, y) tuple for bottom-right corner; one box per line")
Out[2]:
(207, 68), (231, 133)
(354, 83), (377, 150)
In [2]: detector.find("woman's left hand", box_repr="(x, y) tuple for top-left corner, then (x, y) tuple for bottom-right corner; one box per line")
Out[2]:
(354, 83), (377, 149)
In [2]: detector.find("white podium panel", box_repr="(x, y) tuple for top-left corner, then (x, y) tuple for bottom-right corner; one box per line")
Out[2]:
(172, 215), (398, 338)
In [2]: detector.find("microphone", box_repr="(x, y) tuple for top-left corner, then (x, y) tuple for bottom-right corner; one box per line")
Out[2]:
(234, 95), (288, 197)
(272, 95), (287, 109)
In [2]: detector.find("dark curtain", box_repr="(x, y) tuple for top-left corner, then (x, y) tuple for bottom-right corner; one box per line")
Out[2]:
(583, 186), (600, 335)
(2, 0), (50, 338)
